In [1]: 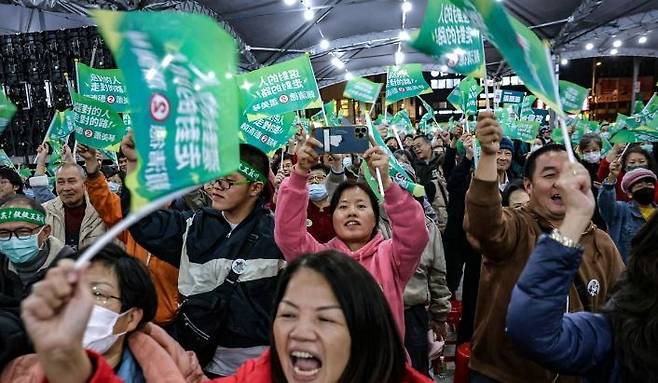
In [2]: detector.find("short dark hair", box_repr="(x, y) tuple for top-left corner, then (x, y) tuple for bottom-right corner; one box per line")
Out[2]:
(269, 250), (406, 383)
(310, 163), (330, 175)
(501, 179), (526, 207)
(240, 143), (271, 200)
(329, 180), (380, 240)
(0, 167), (23, 194)
(1, 194), (45, 215)
(523, 143), (567, 180)
(621, 145), (656, 173)
(83, 243), (157, 329)
(578, 133), (602, 151)
(412, 135), (431, 144)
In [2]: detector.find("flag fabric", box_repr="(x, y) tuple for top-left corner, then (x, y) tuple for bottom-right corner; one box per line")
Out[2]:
(312, 100), (341, 126)
(100, 149), (119, 164)
(385, 64), (432, 105)
(639, 93), (658, 129)
(390, 110), (413, 135)
(45, 139), (64, 176)
(94, 10), (241, 211)
(76, 62), (130, 112)
(70, 91), (126, 151)
(0, 149), (14, 169)
(239, 112), (296, 157)
(508, 120), (540, 143)
(343, 77), (382, 104)
(609, 128), (658, 144)
(518, 95), (536, 119)
(238, 54), (322, 122)
(633, 100), (645, 114)
(447, 86), (464, 112)
(45, 110), (75, 141)
(448, 76), (481, 115)
(496, 89), (524, 104)
(0, 91), (16, 134)
(375, 111), (393, 126)
(122, 113), (133, 130)
(418, 96), (436, 119)
(409, 0), (485, 77)
(18, 166), (32, 180)
(559, 80), (588, 114)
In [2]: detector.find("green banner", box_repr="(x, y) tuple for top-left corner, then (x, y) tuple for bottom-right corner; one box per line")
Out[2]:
(71, 91), (126, 150)
(238, 54), (322, 122)
(76, 62), (130, 112)
(45, 139), (64, 176)
(375, 111), (393, 125)
(509, 120), (540, 143)
(448, 76), (481, 115)
(518, 95), (536, 119)
(559, 80), (588, 114)
(312, 100), (341, 126)
(95, 10), (241, 210)
(0, 149), (14, 169)
(239, 112), (296, 157)
(0, 91), (16, 134)
(385, 64), (432, 105)
(409, 0), (485, 77)
(343, 76), (382, 104)
(497, 89), (524, 104)
(390, 109), (413, 135)
(46, 109), (75, 141)
(447, 86), (463, 112)
(610, 127), (658, 144)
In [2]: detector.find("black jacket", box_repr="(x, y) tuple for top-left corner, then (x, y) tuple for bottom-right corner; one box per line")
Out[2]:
(0, 294), (30, 370)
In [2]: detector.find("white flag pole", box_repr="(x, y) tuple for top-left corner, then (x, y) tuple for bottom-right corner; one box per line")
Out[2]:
(366, 114), (386, 198)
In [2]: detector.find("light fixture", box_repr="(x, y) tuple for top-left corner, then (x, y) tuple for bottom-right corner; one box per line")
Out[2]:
(612, 39), (622, 48)
(401, 1), (412, 13)
(430, 70), (440, 77)
(345, 72), (354, 80)
(560, 58), (568, 65)
(440, 64), (449, 72)
(596, 61), (602, 66)
(585, 42), (594, 50)
(319, 39), (330, 49)
(395, 51), (405, 66)
(304, 8), (314, 20)
(610, 48), (618, 55)
(399, 30), (411, 41)
(331, 57), (345, 69)
(639, 35), (648, 44)
(283, 0), (296, 5)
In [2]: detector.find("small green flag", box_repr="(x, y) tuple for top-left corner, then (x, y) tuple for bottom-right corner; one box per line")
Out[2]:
(46, 110), (75, 141)
(601, 135), (613, 157)
(95, 10), (241, 211)
(559, 80), (588, 114)
(343, 77), (382, 104)
(447, 86), (464, 112)
(409, 0), (485, 77)
(239, 112), (296, 157)
(71, 91), (126, 151)
(312, 100), (341, 126)
(45, 139), (65, 176)
(518, 95), (536, 119)
(448, 76), (482, 115)
(0, 91), (16, 134)
(509, 120), (540, 143)
(100, 149), (119, 164)
(76, 62), (130, 112)
(385, 64), (432, 105)
(390, 109), (413, 135)
(18, 166), (32, 180)
(609, 128), (658, 144)
(0, 149), (14, 169)
(375, 111), (393, 126)
(238, 54), (322, 122)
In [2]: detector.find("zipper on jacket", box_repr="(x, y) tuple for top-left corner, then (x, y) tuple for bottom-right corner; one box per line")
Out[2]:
(182, 313), (210, 341)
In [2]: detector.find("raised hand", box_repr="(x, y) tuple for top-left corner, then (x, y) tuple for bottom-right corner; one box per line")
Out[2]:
(363, 143), (391, 189)
(295, 130), (322, 174)
(556, 162), (595, 242)
(475, 111), (501, 156)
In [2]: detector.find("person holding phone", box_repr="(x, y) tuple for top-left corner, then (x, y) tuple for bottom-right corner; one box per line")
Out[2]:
(273, 133), (429, 338)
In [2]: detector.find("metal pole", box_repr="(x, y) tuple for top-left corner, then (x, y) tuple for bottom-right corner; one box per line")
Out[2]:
(630, 57), (641, 110)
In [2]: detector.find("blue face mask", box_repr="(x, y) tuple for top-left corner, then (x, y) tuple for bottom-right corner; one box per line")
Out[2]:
(641, 144), (653, 154)
(342, 156), (352, 169)
(308, 183), (328, 201)
(108, 181), (121, 194)
(0, 228), (44, 264)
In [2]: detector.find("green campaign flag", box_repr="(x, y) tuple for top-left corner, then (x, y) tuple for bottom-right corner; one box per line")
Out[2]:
(122, 113), (133, 130)
(419, 116), (438, 134)
(509, 120), (540, 143)
(460, 76), (482, 115)
(385, 64), (432, 105)
(447, 86), (464, 112)
(45, 139), (64, 176)
(601, 135), (613, 157)
(409, 0), (485, 77)
(0, 149), (14, 169)
(418, 96), (437, 120)
(496, 89), (524, 104)
(312, 100), (341, 126)
(239, 113), (296, 157)
(610, 128), (658, 144)
(343, 77), (382, 104)
(633, 100), (645, 114)
(94, 10), (241, 211)
(375, 112), (393, 126)
(390, 110), (413, 135)
(71, 91), (126, 151)
(100, 149), (118, 164)
(46, 110), (75, 141)
(640, 93), (658, 129)
(18, 166), (32, 180)
(559, 80), (588, 114)
(238, 54), (322, 122)
(0, 91), (16, 134)
(76, 62), (130, 112)
(518, 95), (536, 119)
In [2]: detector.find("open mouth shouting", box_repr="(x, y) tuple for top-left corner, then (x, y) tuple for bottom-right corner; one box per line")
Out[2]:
(290, 350), (323, 380)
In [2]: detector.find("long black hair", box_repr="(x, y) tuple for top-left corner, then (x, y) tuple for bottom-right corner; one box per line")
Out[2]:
(269, 250), (406, 383)
(602, 213), (658, 382)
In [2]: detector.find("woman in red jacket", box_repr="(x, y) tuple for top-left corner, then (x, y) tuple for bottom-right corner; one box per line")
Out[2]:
(598, 144), (658, 202)
(21, 250), (432, 383)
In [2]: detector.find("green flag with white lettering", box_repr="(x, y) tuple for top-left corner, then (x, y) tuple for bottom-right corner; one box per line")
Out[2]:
(70, 91), (126, 151)
(46, 109), (75, 141)
(509, 120), (540, 143)
(238, 55), (322, 122)
(559, 80), (588, 114)
(95, 10), (241, 211)
(447, 86), (464, 112)
(343, 77), (382, 104)
(385, 64), (432, 105)
(239, 113), (296, 157)
(390, 110), (413, 135)
(311, 100), (342, 126)
(76, 62), (130, 112)
(409, 0), (485, 77)
(45, 139), (64, 176)
(0, 91), (16, 135)
(447, 76), (481, 115)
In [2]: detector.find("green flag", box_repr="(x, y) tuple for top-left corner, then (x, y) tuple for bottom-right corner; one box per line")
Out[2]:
(0, 91), (16, 134)
(239, 113), (296, 157)
(45, 139), (64, 176)
(447, 86), (464, 112)
(640, 93), (658, 129)
(0, 149), (14, 169)
(448, 76), (481, 115)
(95, 10), (241, 211)
(122, 113), (133, 130)
(601, 135), (613, 157)
(238, 54), (322, 122)
(18, 166), (32, 180)
(518, 95), (536, 119)
(70, 91), (126, 151)
(633, 100), (645, 114)
(385, 64), (432, 105)
(610, 128), (658, 144)
(311, 100), (342, 126)
(418, 96), (436, 120)
(409, 0), (485, 77)
(46, 110), (75, 141)
(100, 149), (119, 164)
(559, 80), (588, 114)
(497, 89), (524, 105)
(390, 110), (413, 135)
(375, 111), (393, 126)
(76, 62), (130, 112)
(343, 77), (382, 104)
(509, 120), (540, 143)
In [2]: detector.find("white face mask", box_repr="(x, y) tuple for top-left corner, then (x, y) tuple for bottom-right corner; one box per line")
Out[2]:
(82, 305), (128, 354)
(582, 151), (601, 164)
(530, 144), (543, 153)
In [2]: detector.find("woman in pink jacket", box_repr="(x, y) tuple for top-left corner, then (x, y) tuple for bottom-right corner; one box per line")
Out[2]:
(274, 135), (429, 338)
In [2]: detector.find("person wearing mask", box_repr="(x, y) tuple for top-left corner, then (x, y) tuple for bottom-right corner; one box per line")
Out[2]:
(496, 137), (517, 193)
(305, 164), (336, 243)
(464, 111), (625, 383)
(6, 244), (206, 382)
(598, 167), (656, 263)
(507, 166), (658, 383)
(597, 145), (658, 202)
(0, 196), (74, 301)
(275, 136), (429, 338)
(411, 134), (448, 232)
(21, 250), (433, 383)
(127, 142), (284, 377)
(76, 141), (180, 327)
(0, 167), (23, 204)
(578, 133), (603, 181)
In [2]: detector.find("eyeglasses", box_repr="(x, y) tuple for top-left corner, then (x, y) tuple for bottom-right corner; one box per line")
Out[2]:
(0, 227), (42, 241)
(308, 174), (327, 183)
(211, 178), (251, 191)
(91, 285), (121, 306)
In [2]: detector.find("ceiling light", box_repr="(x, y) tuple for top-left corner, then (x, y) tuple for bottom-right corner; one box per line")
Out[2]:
(303, 8), (314, 20)
(395, 51), (405, 66)
(401, 1), (412, 13)
(319, 39), (330, 49)
(610, 48), (618, 55)
(345, 72), (354, 80)
(612, 39), (622, 48)
(585, 42), (594, 50)
(596, 61), (602, 66)
(331, 57), (345, 69)
(399, 30), (411, 41)
(560, 58), (568, 65)
(638, 36), (648, 44)
(283, 0), (296, 5)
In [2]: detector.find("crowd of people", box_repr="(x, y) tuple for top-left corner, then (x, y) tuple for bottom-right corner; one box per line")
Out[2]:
(0, 109), (656, 383)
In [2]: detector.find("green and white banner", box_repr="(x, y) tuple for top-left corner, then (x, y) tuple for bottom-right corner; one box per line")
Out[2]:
(312, 100), (341, 126)
(71, 91), (126, 151)
(0, 91), (16, 135)
(559, 80), (588, 114)
(46, 109), (75, 141)
(343, 76), (382, 104)
(76, 62), (130, 112)
(390, 109), (413, 135)
(385, 64), (432, 105)
(496, 89), (524, 105)
(448, 76), (481, 115)
(239, 112), (296, 157)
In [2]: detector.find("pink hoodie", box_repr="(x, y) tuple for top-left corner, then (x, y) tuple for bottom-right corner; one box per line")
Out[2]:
(274, 171), (429, 338)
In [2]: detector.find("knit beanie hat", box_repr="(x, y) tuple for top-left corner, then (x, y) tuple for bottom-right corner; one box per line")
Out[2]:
(621, 168), (657, 194)
(499, 137), (514, 154)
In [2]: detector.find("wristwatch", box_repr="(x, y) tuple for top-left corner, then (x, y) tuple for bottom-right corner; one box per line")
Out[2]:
(548, 228), (584, 250)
